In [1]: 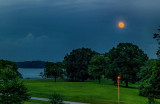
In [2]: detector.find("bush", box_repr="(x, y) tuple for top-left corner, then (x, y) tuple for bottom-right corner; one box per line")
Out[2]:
(50, 93), (64, 104)
(0, 68), (30, 104)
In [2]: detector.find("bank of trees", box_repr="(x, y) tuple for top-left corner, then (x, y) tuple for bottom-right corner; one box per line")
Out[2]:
(45, 45), (148, 86)
(45, 32), (160, 103)
(61, 44), (148, 87)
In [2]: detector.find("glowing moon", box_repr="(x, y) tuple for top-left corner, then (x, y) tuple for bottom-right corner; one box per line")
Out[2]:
(118, 21), (125, 28)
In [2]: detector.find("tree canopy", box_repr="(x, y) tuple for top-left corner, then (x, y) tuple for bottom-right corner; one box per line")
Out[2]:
(0, 60), (22, 79)
(64, 48), (98, 81)
(45, 62), (64, 82)
(139, 60), (160, 103)
(105, 43), (148, 87)
(88, 55), (108, 84)
(153, 28), (160, 58)
(139, 28), (160, 103)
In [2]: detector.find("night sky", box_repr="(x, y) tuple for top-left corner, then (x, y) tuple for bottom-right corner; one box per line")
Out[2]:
(0, 0), (160, 62)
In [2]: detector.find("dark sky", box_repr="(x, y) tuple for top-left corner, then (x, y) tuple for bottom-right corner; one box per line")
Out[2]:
(0, 0), (160, 62)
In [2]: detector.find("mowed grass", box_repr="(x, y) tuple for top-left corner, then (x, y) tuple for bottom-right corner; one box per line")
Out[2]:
(24, 79), (160, 104)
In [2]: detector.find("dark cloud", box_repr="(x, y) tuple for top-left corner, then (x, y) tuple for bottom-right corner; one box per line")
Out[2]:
(0, 0), (159, 61)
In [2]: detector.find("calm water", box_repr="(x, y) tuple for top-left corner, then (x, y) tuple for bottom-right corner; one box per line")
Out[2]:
(18, 68), (44, 79)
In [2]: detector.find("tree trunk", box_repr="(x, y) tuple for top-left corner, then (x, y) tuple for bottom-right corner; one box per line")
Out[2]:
(125, 80), (128, 87)
(98, 78), (101, 84)
(120, 80), (123, 84)
(114, 80), (117, 85)
(55, 76), (57, 82)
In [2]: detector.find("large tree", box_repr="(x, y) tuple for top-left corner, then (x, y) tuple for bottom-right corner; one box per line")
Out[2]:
(106, 43), (148, 87)
(139, 28), (160, 103)
(0, 68), (30, 104)
(88, 55), (108, 84)
(64, 48), (98, 81)
(45, 62), (63, 82)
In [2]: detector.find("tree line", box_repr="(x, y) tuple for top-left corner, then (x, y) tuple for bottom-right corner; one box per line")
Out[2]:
(45, 27), (160, 103)
(0, 28), (160, 104)
(46, 43), (148, 86)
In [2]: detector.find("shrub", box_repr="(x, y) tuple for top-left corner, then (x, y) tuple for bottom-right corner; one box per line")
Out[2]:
(50, 93), (64, 104)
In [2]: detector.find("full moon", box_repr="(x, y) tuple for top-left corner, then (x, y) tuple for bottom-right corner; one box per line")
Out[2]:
(118, 21), (125, 28)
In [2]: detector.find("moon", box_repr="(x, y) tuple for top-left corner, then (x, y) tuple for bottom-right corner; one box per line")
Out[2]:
(118, 21), (125, 28)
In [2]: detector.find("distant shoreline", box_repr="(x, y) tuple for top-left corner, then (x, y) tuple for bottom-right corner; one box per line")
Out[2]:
(16, 61), (46, 68)
(18, 67), (45, 69)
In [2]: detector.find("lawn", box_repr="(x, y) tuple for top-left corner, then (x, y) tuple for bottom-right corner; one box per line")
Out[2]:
(24, 79), (160, 104)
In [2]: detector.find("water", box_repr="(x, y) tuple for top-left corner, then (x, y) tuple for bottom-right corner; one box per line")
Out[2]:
(18, 68), (44, 79)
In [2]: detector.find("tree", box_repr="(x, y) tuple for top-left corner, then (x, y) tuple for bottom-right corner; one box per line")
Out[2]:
(104, 51), (120, 85)
(88, 55), (108, 84)
(106, 43), (148, 87)
(139, 28), (160, 103)
(64, 48), (98, 81)
(138, 59), (157, 82)
(153, 28), (160, 58)
(139, 60), (160, 104)
(0, 68), (30, 104)
(139, 59), (157, 98)
(45, 62), (63, 82)
(0, 60), (22, 78)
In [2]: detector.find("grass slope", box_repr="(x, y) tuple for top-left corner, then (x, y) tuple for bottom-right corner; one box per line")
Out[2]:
(24, 79), (160, 104)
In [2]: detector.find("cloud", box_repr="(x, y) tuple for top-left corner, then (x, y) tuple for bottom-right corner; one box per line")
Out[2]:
(0, 33), (49, 48)
(20, 33), (48, 43)
(20, 33), (34, 43)
(37, 35), (48, 41)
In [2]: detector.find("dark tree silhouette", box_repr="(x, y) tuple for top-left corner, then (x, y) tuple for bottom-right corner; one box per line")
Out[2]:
(64, 48), (98, 81)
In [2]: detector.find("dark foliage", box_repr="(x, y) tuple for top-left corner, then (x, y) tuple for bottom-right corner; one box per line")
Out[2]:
(45, 62), (64, 82)
(64, 47), (98, 81)
(0, 59), (22, 78)
(105, 43), (148, 87)
(88, 55), (108, 84)
(0, 68), (30, 104)
(139, 27), (160, 104)
(50, 93), (64, 104)
(153, 28), (160, 58)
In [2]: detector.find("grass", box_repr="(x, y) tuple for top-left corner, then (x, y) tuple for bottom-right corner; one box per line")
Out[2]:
(23, 79), (160, 104)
